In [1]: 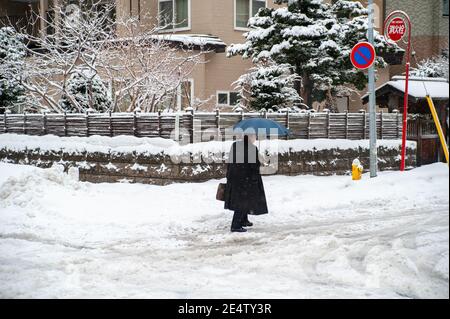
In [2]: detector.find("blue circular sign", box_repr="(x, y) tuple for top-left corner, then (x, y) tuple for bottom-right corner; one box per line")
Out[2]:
(350, 42), (376, 70)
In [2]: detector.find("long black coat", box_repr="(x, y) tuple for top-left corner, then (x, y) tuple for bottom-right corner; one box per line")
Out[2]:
(224, 138), (268, 215)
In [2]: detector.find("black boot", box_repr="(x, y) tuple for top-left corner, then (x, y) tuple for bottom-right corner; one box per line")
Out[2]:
(242, 221), (253, 227)
(231, 211), (247, 233)
(241, 212), (253, 227)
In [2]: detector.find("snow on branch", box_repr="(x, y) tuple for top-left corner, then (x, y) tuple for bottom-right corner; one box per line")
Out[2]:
(228, 0), (402, 107)
(410, 54), (449, 80)
(99, 15), (207, 113)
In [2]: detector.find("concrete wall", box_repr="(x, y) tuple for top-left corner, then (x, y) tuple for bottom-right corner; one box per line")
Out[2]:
(0, 143), (417, 185)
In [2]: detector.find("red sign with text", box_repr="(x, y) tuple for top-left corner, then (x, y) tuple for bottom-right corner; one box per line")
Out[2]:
(386, 17), (406, 42)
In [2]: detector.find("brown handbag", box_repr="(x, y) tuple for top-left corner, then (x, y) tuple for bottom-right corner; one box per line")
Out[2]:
(216, 183), (226, 201)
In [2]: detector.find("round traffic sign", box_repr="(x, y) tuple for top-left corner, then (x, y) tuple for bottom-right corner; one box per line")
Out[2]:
(386, 17), (407, 42)
(350, 42), (376, 70)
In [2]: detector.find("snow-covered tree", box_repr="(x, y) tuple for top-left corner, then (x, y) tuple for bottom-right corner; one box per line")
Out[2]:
(234, 61), (301, 111)
(9, 0), (204, 113)
(410, 54), (449, 79)
(228, 0), (401, 107)
(59, 67), (112, 113)
(99, 16), (204, 112)
(15, 0), (116, 113)
(0, 27), (26, 112)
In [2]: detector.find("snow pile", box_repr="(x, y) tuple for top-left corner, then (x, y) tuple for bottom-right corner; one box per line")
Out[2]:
(0, 164), (80, 212)
(0, 162), (447, 298)
(0, 133), (416, 157)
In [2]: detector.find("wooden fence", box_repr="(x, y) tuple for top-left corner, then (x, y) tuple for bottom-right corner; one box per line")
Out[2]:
(0, 110), (403, 142)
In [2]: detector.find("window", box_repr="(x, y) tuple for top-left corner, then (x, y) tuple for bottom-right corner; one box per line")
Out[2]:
(444, 0), (449, 16)
(129, 0), (142, 20)
(235, 0), (266, 30)
(252, 0), (266, 16)
(159, 0), (190, 30)
(230, 92), (241, 106)
(217, 91), (240, 106)
(217, 92), (229, 105)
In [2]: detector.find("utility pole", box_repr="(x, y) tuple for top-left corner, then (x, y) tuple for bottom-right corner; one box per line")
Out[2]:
(368, 0), (378, 178)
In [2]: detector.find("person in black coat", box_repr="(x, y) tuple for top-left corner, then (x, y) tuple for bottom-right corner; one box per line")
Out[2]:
(224, 134), (268, 232)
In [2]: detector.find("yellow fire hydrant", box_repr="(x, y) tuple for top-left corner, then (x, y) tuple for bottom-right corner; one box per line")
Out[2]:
(352, 159), (364, 181)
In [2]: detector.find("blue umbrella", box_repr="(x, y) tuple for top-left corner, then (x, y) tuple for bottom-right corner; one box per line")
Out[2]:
(233, 118), (290, 136)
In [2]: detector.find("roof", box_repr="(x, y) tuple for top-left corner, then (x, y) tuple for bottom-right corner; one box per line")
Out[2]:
(362, 76), (449, 103)
(151, 34), (226, 51)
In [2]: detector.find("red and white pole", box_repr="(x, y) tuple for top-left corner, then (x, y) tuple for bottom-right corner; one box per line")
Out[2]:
(400, 57), (410, 171)
(384, 11), (412, 171)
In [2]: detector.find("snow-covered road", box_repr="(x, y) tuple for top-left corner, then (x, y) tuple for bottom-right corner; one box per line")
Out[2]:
(0, 162), (448, 298)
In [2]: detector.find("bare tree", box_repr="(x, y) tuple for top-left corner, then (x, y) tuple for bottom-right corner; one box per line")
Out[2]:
(12, 0), (206, 113)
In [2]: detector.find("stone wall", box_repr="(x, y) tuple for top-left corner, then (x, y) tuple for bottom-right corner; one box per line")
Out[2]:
(0, 145), (417, 185)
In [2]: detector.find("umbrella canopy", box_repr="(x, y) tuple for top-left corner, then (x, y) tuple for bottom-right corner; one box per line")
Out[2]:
(233, 118), (290, 136)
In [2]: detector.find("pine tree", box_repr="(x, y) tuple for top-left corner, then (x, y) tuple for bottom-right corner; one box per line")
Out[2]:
(0, 27), (26, 113)
(235, 61), (301, 111)
(59, 68), (112, 113)
(324, 1), (395, 92)
(228, 0), (400, 107)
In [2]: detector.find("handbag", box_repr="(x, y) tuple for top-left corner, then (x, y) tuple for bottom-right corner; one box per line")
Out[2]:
(216, 183), (226, 201)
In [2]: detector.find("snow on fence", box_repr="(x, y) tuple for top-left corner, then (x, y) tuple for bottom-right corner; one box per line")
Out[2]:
(0, 110), (403, 142)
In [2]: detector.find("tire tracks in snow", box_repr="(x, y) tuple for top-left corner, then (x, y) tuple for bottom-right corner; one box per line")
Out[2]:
(0, 232), (96, 251)
(175, 206), (449, 251)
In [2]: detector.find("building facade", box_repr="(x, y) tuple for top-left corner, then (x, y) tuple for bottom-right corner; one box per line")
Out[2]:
(384, 0), (449, 77)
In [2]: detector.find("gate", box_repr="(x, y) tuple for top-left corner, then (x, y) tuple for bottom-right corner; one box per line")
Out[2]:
(407, 116), (442, 166)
